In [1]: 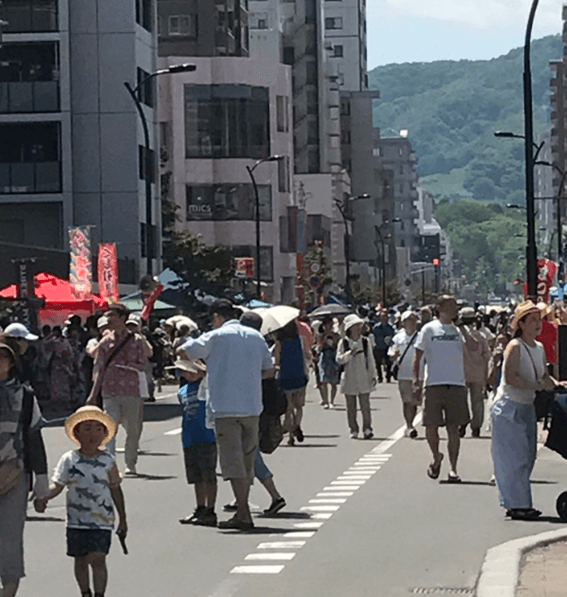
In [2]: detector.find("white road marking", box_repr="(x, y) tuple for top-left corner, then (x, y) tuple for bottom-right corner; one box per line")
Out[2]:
(300, 505), (340, 511)
(330, 480), (366, 485)
(164, 428), (182, 436)
(294, 522), (324, 529)
(316, 492), (353, 497)
(309, 498), (347, 504)
(258, 541), (306, 549)
(245, 553), (296, 561)
(231, 565), (285, 574)
(336, 475), (372, 480)
(324, 485), (360, 491)
(283, 531), (316, 538)
(312, 513), (334, 519)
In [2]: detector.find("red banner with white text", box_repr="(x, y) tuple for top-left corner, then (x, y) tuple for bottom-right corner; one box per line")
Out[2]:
(523, 259), (558, 303)
(97, 243), (119, 304)
(69, 226), (92, 298)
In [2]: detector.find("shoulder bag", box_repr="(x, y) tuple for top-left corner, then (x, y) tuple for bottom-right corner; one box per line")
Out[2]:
(392, 332), (418, 382)
(522, 340), (553, 421)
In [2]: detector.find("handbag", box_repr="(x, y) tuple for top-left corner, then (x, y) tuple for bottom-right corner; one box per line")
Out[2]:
(0, 459), (22, 497)
(92, 333), (135, 407)
(521, 340), (553, 421)
(392, 332), (418, 382)
(259, 413), (284, 454)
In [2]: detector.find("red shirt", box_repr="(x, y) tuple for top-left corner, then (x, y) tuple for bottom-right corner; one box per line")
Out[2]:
(95, 330), (148, 397)
(297, 320), (313, 349)
(537, 320), (558, 364)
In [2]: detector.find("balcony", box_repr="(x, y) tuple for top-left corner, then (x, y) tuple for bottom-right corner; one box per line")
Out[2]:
(0, 162), (61, 194)
(0, 81), (59, 113)
(2, 0), (58, 33)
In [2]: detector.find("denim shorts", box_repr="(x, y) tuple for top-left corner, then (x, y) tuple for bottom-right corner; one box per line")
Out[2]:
(66, 528), (112, 557)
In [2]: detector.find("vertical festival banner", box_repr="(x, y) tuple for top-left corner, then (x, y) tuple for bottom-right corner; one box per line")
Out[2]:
(522, 258), (558, 303)
(98, 243), (119, 303)
(69, 226), (92, 298)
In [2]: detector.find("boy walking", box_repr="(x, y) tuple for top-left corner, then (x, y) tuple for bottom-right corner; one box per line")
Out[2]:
(171, 359), (218, 527)
(34, 406), (126, 597)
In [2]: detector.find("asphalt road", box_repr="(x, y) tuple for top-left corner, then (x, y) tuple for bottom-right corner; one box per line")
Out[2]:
(20, 381), (567, 597)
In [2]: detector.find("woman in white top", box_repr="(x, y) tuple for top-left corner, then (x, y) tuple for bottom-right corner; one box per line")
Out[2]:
(336, 314), (377, 439)
(491, 301), (565, 520)
(389, 311), (423, 438)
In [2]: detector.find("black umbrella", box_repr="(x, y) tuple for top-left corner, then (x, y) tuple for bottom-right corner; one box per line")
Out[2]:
(309, 304), (353, 319)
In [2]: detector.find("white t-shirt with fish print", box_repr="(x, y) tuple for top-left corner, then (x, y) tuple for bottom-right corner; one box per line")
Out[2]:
(52, 449), (121, 530)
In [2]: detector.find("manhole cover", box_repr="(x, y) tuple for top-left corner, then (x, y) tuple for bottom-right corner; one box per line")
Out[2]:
(409, 590), (473, 595)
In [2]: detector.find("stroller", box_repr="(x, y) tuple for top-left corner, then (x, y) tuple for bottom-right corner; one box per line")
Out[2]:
(543, 393), (567, 521)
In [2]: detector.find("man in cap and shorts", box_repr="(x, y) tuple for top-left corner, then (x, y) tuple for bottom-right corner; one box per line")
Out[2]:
(179, 300), (275, 531)
(412, 295), (470, 483)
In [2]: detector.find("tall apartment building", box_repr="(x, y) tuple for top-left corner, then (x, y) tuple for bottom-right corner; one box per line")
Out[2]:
(157, 1), (296, 302)
(0, 0), (159, 289)
(157, 0), (249, 57)
(322, 0), (367, 91)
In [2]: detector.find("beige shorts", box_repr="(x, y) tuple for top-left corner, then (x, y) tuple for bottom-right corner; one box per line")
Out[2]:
(422, 385), (470, 428)
(285, 387), (306, 409)
(398, 380), (417, 404)
(215, 416), (259, 480)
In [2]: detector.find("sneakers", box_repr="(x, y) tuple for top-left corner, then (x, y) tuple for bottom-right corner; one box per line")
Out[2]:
(363, 428), (374, 440)
(328, 403), (335, 409)
(223, 501), (237, 512)
(124, 466), (137, 476)
(218, 515), (254, 531)
(350, 431), (358, 439)
(294, 427), (304, 443)
(193, 508), (217, 527)
(263, 497), (286, 516)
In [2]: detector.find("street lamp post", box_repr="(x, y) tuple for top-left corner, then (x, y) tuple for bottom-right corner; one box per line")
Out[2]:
(124, 63), (196, 276)
(246, 156), (283, 299)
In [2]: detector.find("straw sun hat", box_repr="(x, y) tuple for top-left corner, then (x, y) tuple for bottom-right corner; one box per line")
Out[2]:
(65, 406), (117, 447)
(166, 358), (207, 376)
(510, 300), (541, 332)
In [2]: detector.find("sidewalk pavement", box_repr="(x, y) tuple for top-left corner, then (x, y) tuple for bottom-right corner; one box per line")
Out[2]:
(517, 540), (567, 596)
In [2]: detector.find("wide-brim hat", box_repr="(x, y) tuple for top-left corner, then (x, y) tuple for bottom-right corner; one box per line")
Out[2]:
(459, 306), (476, 320)
(166, 358), (207, 376)
(510, 300), (541, 331)
(343, 314), (365, 332)
(65, 406), (117, 447)
(537, 302), (552, 319)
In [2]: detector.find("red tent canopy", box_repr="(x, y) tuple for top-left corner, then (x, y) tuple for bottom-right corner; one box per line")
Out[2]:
(0, 271), (107, 312)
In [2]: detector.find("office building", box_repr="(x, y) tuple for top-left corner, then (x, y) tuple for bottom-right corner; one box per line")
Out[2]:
(0, 0), (159, 288)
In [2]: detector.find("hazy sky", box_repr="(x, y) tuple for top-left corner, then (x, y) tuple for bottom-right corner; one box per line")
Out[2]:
(367, 0), (564, 68)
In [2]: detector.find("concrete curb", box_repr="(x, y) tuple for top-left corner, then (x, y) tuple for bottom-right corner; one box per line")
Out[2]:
(475, 528), (567, 597)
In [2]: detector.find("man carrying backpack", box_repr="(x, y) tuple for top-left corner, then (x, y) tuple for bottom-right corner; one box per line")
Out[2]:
(336, 314), (378, 439)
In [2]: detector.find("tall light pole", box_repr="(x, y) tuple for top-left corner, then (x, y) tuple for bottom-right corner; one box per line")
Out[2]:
(124, 63), (196, 276)
(374, 218), (400, 307)
(246, 155), (283, 299)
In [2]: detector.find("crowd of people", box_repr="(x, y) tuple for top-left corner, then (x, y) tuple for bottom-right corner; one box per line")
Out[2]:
(1, 293), (566, 596)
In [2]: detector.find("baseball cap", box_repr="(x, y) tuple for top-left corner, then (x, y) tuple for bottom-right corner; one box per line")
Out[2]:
(3, 323), (38, 341)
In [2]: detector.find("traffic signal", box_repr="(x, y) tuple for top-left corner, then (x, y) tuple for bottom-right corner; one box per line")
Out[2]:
(432, 258), (440, 266)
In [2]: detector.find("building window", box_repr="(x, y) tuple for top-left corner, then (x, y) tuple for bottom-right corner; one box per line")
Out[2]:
(283, 47), (295, 65)
(257, 18), (267, 29)
(341, 130), (351, 144)
(185, 84), (270, 159)
(341, 101), (350, 116)
(138, 146), (155, 183)
(325, 17), (343, 29)
(278, 156), (290, 193)
(168, 15), (192, 36)
(0, 42), (60, 113)
(306, 61), (317, 85)
(276, 95), (289, 132)
(332, 45), (343, 58)
(0, 122), (61, 194)
(186, 184), (272, 221)
(136, 0), (153, 32)
(1, 0), (58, 33)
(136, 68), (154, 108)
(308, 120), (318, 145)
(308, 149), (319, 173)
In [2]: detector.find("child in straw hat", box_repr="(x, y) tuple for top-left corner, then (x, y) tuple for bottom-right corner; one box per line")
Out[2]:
(34, 406), (126, 597)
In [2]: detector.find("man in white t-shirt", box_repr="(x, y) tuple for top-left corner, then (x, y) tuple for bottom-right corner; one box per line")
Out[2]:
(412, 295), (470, 483)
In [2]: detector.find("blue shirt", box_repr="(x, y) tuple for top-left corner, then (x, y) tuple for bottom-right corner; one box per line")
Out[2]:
(181, 320), (273, 417)
(178, 381), (215, 448)
(373, 321), (395, 350)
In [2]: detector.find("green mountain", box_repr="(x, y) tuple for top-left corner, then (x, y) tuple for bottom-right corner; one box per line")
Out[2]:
(369, 35), (563, 204)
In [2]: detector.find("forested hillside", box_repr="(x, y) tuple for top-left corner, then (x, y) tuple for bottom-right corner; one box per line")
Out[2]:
(368, 35), (562, 204)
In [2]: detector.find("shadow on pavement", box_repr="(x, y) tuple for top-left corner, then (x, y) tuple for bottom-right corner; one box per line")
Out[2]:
(531, 480), (559, 485)
(304, 434), (340, 438)
(142, 403), (182, 422)
(514, 515), (566, 524)
(263, 511), (311, 520)
(26, 515), (65, 522)
(126, 474), (178, 481)
(439, 480), (494, 486)
(137, 451), (177, 457)
(283, 443), (338, 448)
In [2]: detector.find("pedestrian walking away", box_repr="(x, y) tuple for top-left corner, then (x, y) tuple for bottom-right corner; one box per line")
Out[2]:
(0, 335), (49, 597)
(336, 314), (378, 440)
(389, 311), (423, 438)
(87, 303), (149, 476)
(373, 311), (395, 383)
(180, 300), (275, 531)
(34, 405), (127, 597)
(458, 307), (491, 438)
(491, 301), (567, 520)
(412, 295), (470, 483)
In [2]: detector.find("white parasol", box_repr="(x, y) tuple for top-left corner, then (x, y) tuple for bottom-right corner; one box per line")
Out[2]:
(259, 305), (300, 336)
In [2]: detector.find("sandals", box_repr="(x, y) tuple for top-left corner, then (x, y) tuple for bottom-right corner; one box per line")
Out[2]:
(427, 455), (444, 480)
